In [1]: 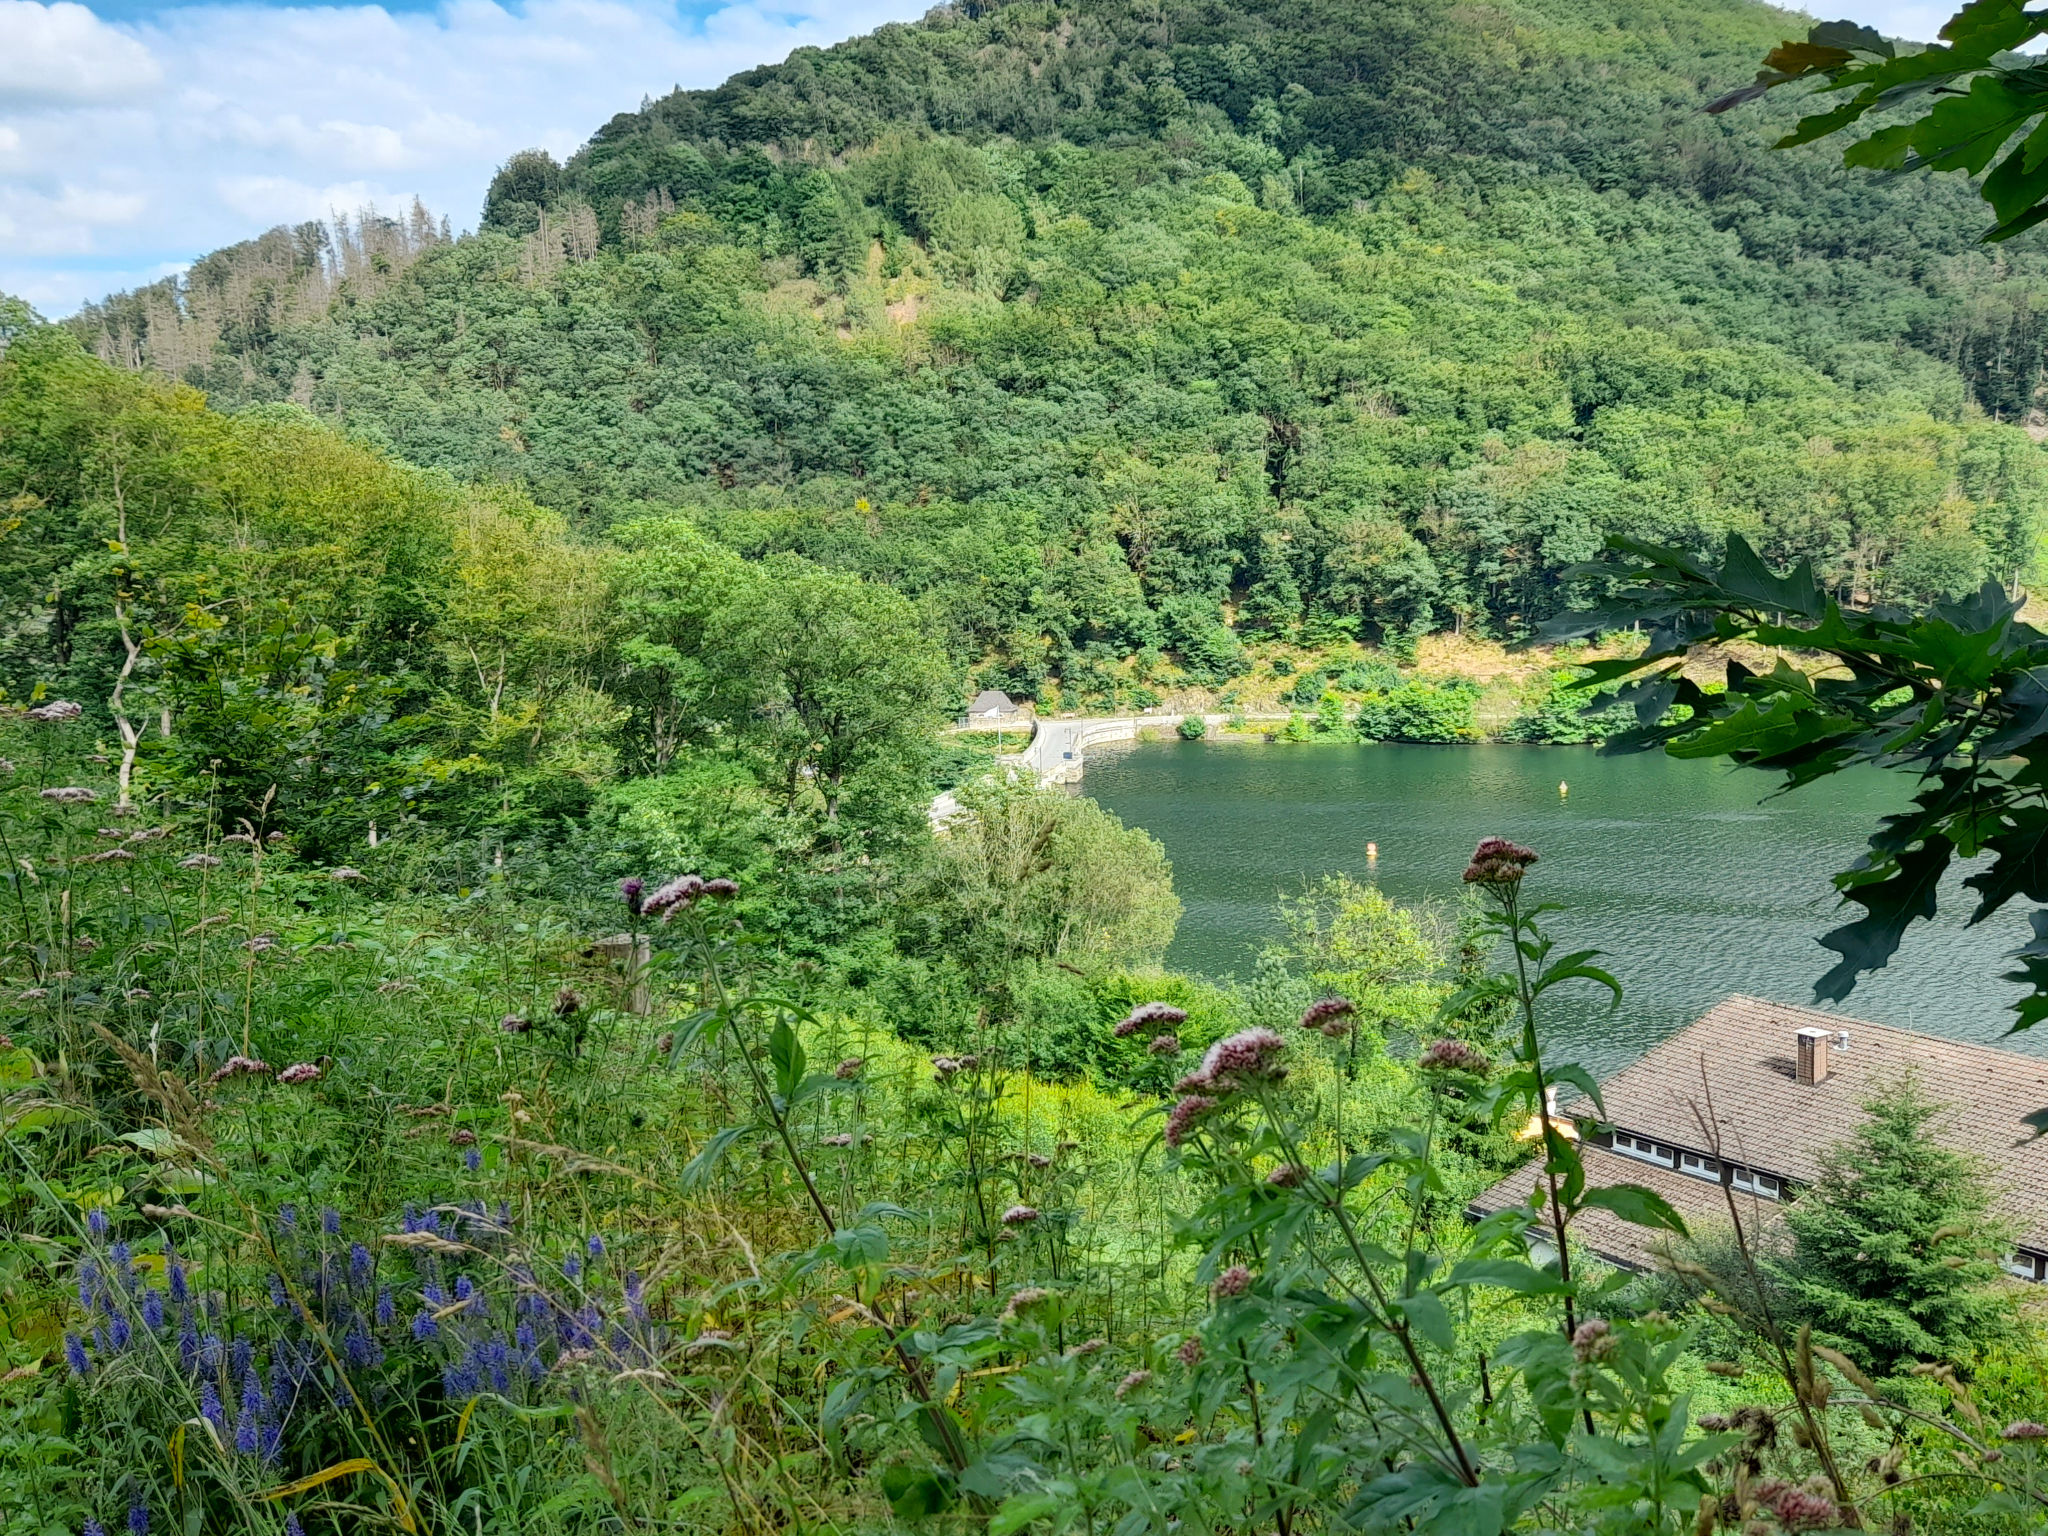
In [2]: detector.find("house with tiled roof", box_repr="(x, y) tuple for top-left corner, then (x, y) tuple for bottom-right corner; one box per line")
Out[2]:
(1468, 995), (2048, 1280)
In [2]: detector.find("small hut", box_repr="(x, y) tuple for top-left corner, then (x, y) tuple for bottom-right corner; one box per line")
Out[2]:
(966, 689), (1022, 725)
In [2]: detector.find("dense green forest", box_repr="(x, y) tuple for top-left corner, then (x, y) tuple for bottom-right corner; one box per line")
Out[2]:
(60, 0), (2048, 699)
(7, 0), (2048, 1531)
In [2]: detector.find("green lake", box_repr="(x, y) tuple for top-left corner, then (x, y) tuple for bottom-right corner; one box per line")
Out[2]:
(1081, 739), (2046, 1074)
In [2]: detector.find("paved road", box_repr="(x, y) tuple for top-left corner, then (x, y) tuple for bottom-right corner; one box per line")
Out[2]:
(931, 711), (1290, 826)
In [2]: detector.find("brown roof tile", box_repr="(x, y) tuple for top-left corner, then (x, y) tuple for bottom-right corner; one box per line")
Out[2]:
(1469, 1143), (1786, 1273)
(1498, 995), (2048, 1255)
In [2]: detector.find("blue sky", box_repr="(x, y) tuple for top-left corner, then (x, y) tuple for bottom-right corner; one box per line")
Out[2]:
(0, 0), (1959, 317)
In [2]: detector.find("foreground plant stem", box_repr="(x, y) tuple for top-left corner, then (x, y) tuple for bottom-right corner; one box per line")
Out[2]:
(683, 912), (972, 1475)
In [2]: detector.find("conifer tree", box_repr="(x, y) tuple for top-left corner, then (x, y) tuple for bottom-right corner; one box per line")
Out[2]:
(1775, 1079), (2012, 1374)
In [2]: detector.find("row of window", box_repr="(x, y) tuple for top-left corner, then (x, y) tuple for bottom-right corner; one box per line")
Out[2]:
(1609, 1132), (1784, 1200)
(1607, 1133), (2048, 1284)
(2007, 1251), (2048, 1283)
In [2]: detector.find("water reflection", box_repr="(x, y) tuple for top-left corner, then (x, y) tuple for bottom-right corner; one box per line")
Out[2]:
(1080, 739), (2044, 1074)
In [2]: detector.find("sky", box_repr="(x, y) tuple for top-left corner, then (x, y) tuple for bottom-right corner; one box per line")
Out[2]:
(0, 0), (1970, 317)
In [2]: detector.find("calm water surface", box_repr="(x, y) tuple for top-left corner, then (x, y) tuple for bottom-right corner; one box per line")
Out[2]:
(1082, 740), (2045, 1074)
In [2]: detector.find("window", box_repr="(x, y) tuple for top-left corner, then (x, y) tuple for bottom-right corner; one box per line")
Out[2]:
(1612, 1133), (1675, 1169)
(1678, 1151), (1719, 1182)
(2006, 1250), (2048, 1283)
(1730, 1167), (1782, 1201)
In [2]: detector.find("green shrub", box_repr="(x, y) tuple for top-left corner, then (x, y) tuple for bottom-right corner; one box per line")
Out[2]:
(1355, 676), (1482, 743)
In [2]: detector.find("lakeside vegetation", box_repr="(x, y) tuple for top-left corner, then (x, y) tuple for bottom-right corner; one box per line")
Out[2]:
(13, 0), (2048, 1530)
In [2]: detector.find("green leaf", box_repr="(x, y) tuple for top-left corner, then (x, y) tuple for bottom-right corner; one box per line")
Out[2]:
(1965, 807), (2048, 920)
(768, 1017), (805, 1102)
(1717, 535), (1826, 619)
(1940, 0), (2046, 59)
(1816, 835), (1955, 1001)
(1909, 74), (2041, 176)
(158, 1167), (213, 1196)
(1396, 1289), (1455, 1351)
(990, 1495), (1062, 1536)
(1579, 1183), (1691, 1237)
(1843, 122), (1917, 171)
(1546, 1062), (1605, 1118)
(1774, 96), (1877, 147)
(679, 1124), (752, 1192)
(118, 1128), (179, 1158)
(881, 1464), (956, 1518)
(832, 1223), (889, 1269)
(1810, 20), (1891, 56)
(4, 1104), (86, 1134)
(1445, 1257), (1571, 1296)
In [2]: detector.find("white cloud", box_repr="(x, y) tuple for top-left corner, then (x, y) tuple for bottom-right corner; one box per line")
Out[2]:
(0, 0), (160, 107)
(1839, 2), (1958, 45)
(0, 0), (928, 315)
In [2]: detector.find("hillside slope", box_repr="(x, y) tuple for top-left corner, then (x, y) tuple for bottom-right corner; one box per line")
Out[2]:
(60, 0), (2048, 698)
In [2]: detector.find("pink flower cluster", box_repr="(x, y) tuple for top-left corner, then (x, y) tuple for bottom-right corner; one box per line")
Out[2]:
(638, 874), (742, 923)
(1163, 1094), (1217, 1147)
(1462, 836), (1538, 887)
(1147, 1033), (1180, 1056)
(1570, 1317), (1616, 1363)
(1750, 1481), (1839, 1532)
(1161, 1027), (1287, 1148)
(1299, 997), (1356, 1037)
(1176, 1027), (1286, 1096)
(1211, 1264), (1252, 1299)
(206, 1055), (271, 1085)
(1001, 1205), (1040, 1226)
(1114, 1001), (1187, 1038)
(278, 1062), (322, 1086)
(1418, 1038), (1491, 1074)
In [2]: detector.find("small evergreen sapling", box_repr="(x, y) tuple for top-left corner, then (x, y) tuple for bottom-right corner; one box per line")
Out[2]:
(1776, 1077), (2013, 1374)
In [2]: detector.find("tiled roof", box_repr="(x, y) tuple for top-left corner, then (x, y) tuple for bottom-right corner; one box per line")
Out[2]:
(1469, 1143), (1789, 1273)
(1480, 994), (2048, 1259)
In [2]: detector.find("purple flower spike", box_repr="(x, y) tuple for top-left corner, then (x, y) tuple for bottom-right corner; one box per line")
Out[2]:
(322, 1207), (341, 1235)
(63, 1332), (89, 1377)
(83, 1521), (107, 1536)
(411, 1309), (437, 1341)
(143, 1288), (164, 1331)
(464, 1148), (481, 1172)
(128, 1501), (149, 1536)
(587, 1233), (605, 1258)
(87, 1207), (108, 1239)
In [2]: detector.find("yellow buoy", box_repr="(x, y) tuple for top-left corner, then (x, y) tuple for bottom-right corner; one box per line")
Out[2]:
(1366, 841), (1379, 861)
(1559, 780), (1569, 799)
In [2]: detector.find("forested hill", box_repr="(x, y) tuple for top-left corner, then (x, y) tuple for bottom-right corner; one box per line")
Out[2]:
(61, 0), (2048, 696)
